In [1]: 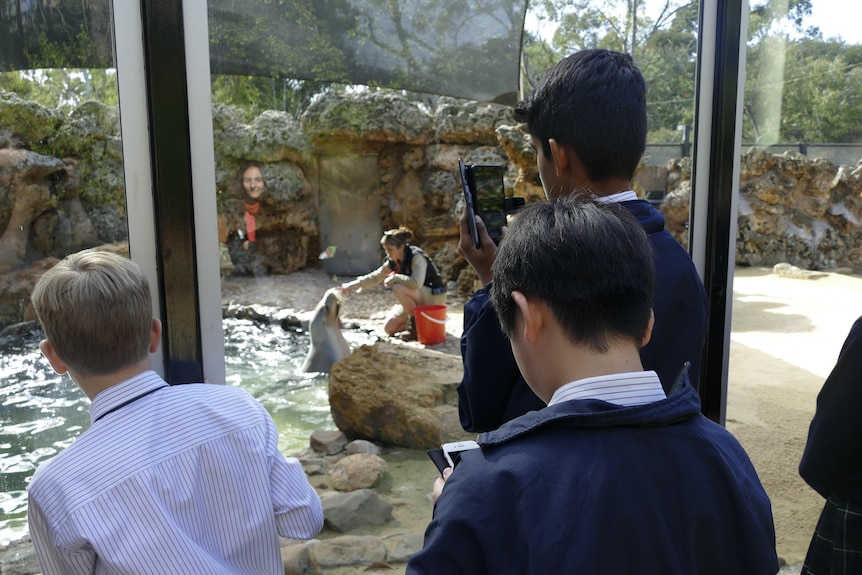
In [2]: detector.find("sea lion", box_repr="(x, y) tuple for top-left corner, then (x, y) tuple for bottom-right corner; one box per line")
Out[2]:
(300, 288), (351, 373)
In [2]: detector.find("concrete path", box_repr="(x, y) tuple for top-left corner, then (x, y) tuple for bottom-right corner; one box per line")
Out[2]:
(727, 266), (862, 565)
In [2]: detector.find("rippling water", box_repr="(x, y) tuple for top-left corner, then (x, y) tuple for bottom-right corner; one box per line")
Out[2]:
(0, 318), (377, 546)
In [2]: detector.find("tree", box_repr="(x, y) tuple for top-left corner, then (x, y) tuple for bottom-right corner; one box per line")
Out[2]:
(743, 1), (862, 143)
(523, 0), (698, 138)
(777, 39), (862, 142)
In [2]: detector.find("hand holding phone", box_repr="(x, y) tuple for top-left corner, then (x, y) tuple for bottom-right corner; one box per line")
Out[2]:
(458, 159), (481, 249)
(427, 440), (481, 475)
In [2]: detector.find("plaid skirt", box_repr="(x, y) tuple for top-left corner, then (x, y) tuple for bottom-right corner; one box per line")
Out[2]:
(802, 496), (862, 575)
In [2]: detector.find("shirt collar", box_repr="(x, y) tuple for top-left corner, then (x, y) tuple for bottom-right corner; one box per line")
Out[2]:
(89, 370), (169, 424)
(548, 370), (666, 408)
(595, 190), (638, 204)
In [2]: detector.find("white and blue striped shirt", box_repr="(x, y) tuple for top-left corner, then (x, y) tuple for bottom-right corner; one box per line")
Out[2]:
(548, 370), (667, 407)
(27, 371), (323, 575)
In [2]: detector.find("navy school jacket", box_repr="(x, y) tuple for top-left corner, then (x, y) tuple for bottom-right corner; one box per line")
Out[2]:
(457, 198), (710, 433)
(409, 379), (778, 575)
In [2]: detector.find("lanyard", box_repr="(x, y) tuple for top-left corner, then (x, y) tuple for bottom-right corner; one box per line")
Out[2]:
(94, 386), (167, 423)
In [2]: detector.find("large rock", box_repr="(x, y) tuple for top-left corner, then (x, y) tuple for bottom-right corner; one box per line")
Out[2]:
(50, 101), (121, 158)
(0, 149), (67, 269)
(301, 90), (432, 145)
(663, 150), (862, 271)
(432, 97), (511, 145)
(321, 489), (393, 533)
(736, 151), (862, 269)
(329, 341), (472, 449)
(0, 91), (63, 151)
(329, 454), (388, 491)
(212, 105), (312, 165)
(308, 535), (388, 568)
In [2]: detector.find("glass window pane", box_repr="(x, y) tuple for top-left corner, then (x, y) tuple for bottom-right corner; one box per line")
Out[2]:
(0, 2), (125, 546)
(731, 0), (862, 567)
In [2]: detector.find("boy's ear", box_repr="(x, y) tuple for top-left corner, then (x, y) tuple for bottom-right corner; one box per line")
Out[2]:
(548, 138), (570, 176)
(511, 290), (543, 345)
(39, 340), (69, 375)
(149, 319), (162, 354)
(640, 310), (655, 348)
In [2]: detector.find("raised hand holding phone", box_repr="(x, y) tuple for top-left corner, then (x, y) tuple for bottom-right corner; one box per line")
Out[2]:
(458, 159), (481, 249)
(458, 208), (496, 285)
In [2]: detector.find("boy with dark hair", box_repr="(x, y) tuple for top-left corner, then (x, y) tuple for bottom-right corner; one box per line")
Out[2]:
(458, 49), (710, 432)
(28, 249), (323, 575)
(407, 198), (777, 574)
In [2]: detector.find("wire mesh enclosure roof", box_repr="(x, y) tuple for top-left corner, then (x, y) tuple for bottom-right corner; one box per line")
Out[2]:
(1, 0), (527, 105)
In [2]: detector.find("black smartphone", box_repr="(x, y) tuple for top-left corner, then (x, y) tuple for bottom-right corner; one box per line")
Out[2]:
(469, 165), (507, 245)
(458, 159), (481, 249)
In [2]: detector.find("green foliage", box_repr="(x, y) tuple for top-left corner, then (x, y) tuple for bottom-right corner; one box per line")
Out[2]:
(208, 0), (356, 83)
(0, 69), (118, 112)
(27, 28), (98, 69)
(524, 0), (698, 137)
(521, 30), (559, 92)
(525, 0), (861, 144)
(747, 0), (814, 44)
(3, 0), (859, 147)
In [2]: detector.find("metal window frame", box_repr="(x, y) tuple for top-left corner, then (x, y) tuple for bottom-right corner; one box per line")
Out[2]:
(113, 0), (224, 384)
(689, 0), (748, 424)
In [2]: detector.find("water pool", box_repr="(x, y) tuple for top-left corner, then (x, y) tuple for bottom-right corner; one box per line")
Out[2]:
(0, 317), (377, 546)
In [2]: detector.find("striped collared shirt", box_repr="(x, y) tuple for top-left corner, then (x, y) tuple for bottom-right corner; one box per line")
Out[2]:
(548, 370), (667, 407)
(595, 190), (639, 203)
(27, 371), (323, 575)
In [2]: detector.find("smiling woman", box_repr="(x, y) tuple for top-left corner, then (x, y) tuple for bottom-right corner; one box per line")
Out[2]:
(223, 162), (268, 277)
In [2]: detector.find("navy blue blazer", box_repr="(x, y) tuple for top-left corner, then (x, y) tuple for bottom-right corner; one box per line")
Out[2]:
(457, 199), (710, 432)
(409, 381), (778, 575)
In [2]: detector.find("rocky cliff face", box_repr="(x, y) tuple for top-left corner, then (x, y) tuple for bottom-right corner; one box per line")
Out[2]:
(661, 150), (862, 270)
(1, 88), (861, 327)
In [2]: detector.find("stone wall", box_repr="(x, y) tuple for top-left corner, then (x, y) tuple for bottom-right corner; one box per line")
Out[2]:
(660, 151), (862, 271)
(2, 88), (862, 327)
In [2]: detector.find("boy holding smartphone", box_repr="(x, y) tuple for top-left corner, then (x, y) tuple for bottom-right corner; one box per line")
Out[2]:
(407, 198), (777, 573)
(456, 49), (710, 433)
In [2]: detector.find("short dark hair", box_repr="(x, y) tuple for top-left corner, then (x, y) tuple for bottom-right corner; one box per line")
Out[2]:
(514, 49), (647, 183)
(490, 198), (654, 352)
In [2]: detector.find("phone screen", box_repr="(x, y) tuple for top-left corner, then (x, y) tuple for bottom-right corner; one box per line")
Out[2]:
(471, 165), (507, 244)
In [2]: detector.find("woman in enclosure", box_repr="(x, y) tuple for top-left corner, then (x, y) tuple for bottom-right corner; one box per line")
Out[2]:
(340, 227), (446, 339)
(223, 162), (267, 276)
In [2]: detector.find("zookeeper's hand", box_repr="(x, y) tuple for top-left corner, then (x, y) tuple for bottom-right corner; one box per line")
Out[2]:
(340, 281), (360, 293)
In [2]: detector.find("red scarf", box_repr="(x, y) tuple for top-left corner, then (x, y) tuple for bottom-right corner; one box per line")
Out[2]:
(244, 201), (260, 242)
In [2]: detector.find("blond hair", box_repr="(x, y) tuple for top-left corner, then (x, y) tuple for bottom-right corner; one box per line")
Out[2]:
(31, 249), (153, 376)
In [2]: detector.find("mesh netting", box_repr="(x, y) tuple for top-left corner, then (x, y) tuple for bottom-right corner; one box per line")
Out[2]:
(1, 0), (526, 105)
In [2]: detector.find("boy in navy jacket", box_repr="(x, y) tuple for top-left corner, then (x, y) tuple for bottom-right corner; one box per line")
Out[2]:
(457, 49), (709, 432)
(408, 198), (777, 574)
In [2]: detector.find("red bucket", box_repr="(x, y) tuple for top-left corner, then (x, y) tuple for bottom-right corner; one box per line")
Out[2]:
(413, 305), (447, 344)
